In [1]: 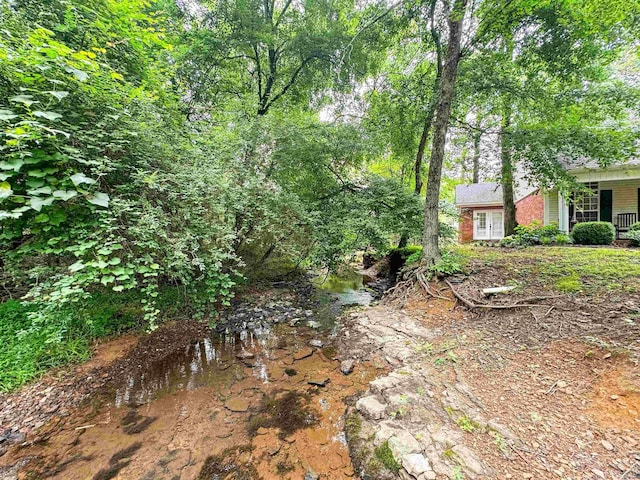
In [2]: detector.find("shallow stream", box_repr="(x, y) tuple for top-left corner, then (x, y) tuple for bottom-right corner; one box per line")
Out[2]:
(1, 277), (380, 480)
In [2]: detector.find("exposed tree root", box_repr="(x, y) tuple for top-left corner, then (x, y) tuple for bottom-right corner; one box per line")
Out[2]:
(444, 279), (555, 310)
(384, 268), (557, 311)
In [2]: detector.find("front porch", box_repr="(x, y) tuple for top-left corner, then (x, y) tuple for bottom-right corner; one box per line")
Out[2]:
(543, 167), (640, 238)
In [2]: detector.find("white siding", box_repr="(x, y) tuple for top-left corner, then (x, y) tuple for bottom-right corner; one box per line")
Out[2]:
(600, 179), (640, 219)
(574, 167), (640, 183)
(546, 190), (559, 224)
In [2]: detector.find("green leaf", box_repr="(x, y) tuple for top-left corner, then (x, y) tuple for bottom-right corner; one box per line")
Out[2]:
(33, 111), (63, 121)
(30, 196), (54, 211)
(48, 210), (67, 226)
(70, 172), (97, 186)
(52, 190), (78, 201)
(34, 213), (49, 223)
(101, 275), (115, 285)
(66, 67), (89, 82)
(150, 263), (160, 270)
(26, 178), (45, 188)
(0, 173), (13, 181)
(112, 285), (125, 292)
(29, 168), (58, 177)
(46, 91), (69, 101)
(108, 257), (121, 265)
(0, 109), (18, 121)
(87, 192), (109, 208)
(9, 95), (38, 106)
(28, 186), (52, 195)
(0, 182), (13, 199)
(0, 159), (24, 172)
(69, 261), (85, 272)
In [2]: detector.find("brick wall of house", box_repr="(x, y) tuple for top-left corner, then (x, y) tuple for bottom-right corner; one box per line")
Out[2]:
(458, 206), (503, 243)
(458, 209), (474, 243)
(457, 191), (544, 243)
(515, 190), (544, 226)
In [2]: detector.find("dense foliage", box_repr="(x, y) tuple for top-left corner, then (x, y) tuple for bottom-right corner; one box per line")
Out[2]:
(0, 0), (423, 343)
(499, 222), (570, 248)
(0, 0), (638, 390)
(571, 222), (616, 246)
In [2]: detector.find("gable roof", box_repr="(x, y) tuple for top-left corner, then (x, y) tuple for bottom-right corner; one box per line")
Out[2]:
(455, 182), (538, 207)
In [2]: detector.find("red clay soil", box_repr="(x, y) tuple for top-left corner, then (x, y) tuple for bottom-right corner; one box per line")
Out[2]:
(400, 271), (640, 479)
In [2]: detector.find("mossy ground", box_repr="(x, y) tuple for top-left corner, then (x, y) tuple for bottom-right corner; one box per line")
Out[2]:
(456, 245), (640, 294)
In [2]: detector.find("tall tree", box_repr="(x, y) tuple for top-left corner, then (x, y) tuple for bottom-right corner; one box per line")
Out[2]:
(178, 0), (385, 117)
(422, 0), (468, 266)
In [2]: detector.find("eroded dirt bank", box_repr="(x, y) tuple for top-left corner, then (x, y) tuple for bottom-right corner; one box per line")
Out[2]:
(344, 284), (640, 480)
(0, 280), (383, 480)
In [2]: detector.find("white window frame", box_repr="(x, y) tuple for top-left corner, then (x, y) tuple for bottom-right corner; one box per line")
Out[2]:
(573, 182), (599, 223)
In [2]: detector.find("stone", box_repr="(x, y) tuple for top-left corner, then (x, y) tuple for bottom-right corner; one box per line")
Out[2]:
(340, 360), (355, 375)
(430, 425), (460, 447)
(601, 440), (614, 451)
(402, 453), (432, 477)
(388, 430), (422, 457)
(307, 321), (320, 329)
(225, 397), (249, 412)
(420, 472), (437, 480)
(369, 376), (400, 394)
(309, 339), (324, 348)
(308, 378), (330, 387)
(235, 351), (255, 360)
(304, 469), (319, 480)
(452, 444), (485, 475)
(374, 423), (399, 447)
(293, 348), (314, 361)
(356, 396), (387, 420)
(557, 380), (568, 388)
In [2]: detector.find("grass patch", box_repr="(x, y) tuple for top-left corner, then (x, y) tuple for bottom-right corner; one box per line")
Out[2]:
(455, 245), (640, 294)
(455, 415), (480, 433)
(555, 272), (582, 293)
(0, 287), (191, 393)
(374, 441), (401, 474)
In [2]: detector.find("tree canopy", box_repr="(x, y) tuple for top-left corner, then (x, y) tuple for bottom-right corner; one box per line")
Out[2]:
(0, 0), (638, 340)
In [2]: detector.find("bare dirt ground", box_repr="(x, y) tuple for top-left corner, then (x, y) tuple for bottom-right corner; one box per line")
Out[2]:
(345, 247), (640, 480)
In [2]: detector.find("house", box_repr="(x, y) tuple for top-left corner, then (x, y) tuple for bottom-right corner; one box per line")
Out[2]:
(544, 158), (640, 237)
(455, 159), (640, 242)
(455, 182), (543, 242)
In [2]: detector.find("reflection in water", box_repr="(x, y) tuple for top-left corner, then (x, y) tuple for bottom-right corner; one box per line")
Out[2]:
(312, 270), (374, 307)
(114, 326), (274, 407)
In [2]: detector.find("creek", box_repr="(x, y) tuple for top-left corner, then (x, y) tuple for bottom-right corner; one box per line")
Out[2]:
(0, 275), (381, 480)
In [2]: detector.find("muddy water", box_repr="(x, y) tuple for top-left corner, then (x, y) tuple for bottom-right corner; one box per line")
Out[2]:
(2, 285), (381, 480)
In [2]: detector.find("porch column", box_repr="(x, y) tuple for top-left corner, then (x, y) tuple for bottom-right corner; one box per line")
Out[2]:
(558, 192), (570, 233)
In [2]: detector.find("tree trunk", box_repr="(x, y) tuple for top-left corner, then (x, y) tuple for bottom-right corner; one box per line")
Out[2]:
(472, 116), (481, 183)
(500, 100), (517, 236)
(398, 85), (439, 249)
(421, 0), (468, 266)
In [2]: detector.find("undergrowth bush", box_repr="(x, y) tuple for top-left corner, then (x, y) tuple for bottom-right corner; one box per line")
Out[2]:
(628, 222), (640, 247)
(499, 221), (570, 248)
(571, 222), (615, 245)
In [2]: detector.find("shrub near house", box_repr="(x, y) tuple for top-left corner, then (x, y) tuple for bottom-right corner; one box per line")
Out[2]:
(571, 222), (616, 245)
(499, 221), (570, 248)
(627, 222), (640, 247)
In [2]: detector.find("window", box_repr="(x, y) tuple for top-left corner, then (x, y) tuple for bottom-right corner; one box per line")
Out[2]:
(477, 212), (486, 229)
(574, 182), (599, 223)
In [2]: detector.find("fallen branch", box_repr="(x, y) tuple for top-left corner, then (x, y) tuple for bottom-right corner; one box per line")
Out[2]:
(444, 280), (552, 310)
